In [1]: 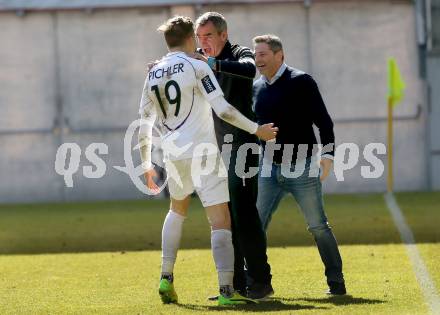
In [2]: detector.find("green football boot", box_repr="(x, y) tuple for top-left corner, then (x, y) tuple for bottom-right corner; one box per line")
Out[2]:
(218, 292), (257, 306)
(158, 278), (178, 304)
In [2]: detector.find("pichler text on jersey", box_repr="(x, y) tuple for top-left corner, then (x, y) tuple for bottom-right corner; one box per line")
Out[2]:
(149, 63), (184, 80)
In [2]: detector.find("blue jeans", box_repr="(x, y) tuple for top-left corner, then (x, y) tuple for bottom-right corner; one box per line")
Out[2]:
(257, 157), (344, 282)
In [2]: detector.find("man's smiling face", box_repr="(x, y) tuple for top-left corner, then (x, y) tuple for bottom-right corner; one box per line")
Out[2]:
(254, 42), (283, 79)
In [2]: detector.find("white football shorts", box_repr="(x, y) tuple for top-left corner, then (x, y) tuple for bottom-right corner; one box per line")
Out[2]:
(164, 154), (229, 207)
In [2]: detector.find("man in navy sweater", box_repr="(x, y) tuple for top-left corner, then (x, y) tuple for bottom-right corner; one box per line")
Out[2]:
(253, 34), (346, 295)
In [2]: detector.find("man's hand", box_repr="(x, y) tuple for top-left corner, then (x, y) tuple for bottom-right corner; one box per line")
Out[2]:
(143, 167), (160, 194)
(320, 158), (333, 181)
(188, 52), (208, 63)
(146, 59), (160, 73)
(255, 123), (278, 141)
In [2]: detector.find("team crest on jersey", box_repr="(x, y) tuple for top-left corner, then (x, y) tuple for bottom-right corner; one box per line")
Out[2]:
(201, 75), (216, 94)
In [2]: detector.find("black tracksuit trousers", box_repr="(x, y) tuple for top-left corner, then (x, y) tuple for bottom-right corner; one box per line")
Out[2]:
(225, 148), (272, 290)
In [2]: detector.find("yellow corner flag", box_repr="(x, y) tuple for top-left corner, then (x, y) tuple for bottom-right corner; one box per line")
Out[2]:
(386, 57), (406, 193)
(387, 58), (406, 106)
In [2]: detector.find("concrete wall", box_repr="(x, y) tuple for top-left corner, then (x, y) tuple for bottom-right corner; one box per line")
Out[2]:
(309, 1), (427, 193)
(427, 56), (440, 190)
(0, 8), (169, 202)
(0, 1), (428, 203)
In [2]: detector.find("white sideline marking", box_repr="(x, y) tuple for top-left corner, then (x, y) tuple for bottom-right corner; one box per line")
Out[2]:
(384, 192), (440, 315)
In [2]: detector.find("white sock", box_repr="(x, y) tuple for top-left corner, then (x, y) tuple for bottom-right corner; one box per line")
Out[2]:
(211, 229), (234, 289)
(161, 210), (185, 275)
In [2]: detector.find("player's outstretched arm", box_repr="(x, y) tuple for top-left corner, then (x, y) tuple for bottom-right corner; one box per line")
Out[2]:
(139, 117), (159, 187)
(138, 79), (160, 193)
(194, 59), (277, 141)
(255, 123), (279, 141)
(209, 96), (278, 141)
(138, 117), (161, 193)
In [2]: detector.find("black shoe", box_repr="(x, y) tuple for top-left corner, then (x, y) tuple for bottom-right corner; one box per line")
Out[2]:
(207, 288), (247, 301)
(246, 282), (274, 300)
(326, 281), (346, 295)
(207, 294), (219, 301)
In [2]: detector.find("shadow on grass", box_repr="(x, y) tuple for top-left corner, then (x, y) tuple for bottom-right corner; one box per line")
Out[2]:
(176, 299), (327, 312)
(276, 295), (385, 306)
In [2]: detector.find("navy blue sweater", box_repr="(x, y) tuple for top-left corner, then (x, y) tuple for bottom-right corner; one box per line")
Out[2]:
(253, 66), (335, 164)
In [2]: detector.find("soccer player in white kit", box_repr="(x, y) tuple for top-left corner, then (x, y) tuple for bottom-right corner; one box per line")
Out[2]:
(138, 16), (277, 305)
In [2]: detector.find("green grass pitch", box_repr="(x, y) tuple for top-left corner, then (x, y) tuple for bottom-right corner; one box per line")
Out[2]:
(0, 192), (439, 314)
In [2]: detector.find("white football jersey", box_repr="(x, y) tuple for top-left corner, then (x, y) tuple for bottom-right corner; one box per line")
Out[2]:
(139, 51), (223, 161)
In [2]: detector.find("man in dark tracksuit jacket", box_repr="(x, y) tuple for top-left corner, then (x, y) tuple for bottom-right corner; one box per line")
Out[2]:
(194, 12), (273, 299)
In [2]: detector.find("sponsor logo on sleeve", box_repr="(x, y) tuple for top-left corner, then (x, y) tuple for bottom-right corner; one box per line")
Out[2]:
(201, 75), (216, 94)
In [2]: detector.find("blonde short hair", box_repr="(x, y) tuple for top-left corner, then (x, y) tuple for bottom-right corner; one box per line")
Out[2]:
(158, 16), (194, 48)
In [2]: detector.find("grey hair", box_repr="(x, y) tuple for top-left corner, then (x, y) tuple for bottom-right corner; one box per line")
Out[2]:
(195, 12), (227, 33)
(253, 34), (283, 53)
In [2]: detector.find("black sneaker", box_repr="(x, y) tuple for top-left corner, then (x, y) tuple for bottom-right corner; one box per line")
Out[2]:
(246, 282), (274, 300)
(326, 281), (347, 295)
(207, 294), (219, 301)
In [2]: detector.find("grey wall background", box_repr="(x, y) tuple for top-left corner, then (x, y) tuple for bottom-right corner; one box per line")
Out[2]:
(427, 0), (440, 190)
(0, 0), (435, 203)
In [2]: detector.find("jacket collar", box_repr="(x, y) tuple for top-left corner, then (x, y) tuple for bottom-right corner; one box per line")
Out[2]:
(216, 40), (233, 60)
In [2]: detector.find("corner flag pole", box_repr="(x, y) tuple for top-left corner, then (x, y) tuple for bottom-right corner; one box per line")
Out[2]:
(387, 96), (393, 192)
(386, 57), (405, 193)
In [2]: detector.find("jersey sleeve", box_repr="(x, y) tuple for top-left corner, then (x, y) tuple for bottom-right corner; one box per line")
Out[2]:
(195, 60), (224, 102)
(138, 77), (157, 171)
(209, 96), (258, 134)
(139, 77), (154, 116)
